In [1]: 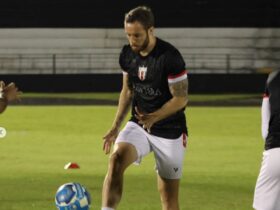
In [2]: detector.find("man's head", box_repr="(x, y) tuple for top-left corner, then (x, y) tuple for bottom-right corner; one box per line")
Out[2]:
(124, 6), (155, 53)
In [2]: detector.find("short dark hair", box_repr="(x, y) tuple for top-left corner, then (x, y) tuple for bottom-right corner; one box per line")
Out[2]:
(124, 6), (155, 29)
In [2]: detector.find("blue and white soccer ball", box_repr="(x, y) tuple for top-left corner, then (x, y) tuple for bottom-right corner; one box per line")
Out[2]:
(55, 182), (91, 210)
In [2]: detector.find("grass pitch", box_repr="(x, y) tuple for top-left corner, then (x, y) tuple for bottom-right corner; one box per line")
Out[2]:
(0, 106), (263, 210)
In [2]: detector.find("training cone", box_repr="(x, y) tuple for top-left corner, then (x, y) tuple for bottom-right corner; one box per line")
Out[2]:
(64, 162), (80, 169)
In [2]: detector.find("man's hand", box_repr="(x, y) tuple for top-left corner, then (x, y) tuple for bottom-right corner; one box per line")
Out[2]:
(103, 127), (119, 154)
(134, 106), (159, 133)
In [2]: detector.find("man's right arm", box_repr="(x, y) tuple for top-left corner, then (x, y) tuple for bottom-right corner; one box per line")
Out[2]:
(103, 73), (133, 154)
(111, 73), (133, 130)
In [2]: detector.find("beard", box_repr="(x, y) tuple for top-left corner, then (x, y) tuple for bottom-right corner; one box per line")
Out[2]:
(131, 31), (150, 53)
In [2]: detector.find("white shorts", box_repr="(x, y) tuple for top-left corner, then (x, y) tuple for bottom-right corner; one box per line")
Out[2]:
(253, 148), (280, 210)
(115, 121), (187, 179)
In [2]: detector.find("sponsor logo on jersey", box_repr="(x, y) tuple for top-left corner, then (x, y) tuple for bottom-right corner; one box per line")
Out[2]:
(138, 66), (147, 81)
(133, 84), (162, 98)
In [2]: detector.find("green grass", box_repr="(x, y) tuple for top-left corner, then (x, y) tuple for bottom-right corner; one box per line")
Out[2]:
(0, 106), (263, 210)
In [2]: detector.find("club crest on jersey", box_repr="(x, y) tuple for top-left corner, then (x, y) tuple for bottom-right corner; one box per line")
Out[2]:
(138, 66), (147, 81)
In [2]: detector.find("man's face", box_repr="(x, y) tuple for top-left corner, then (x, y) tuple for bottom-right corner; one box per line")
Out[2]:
(124, 21), (151, 53)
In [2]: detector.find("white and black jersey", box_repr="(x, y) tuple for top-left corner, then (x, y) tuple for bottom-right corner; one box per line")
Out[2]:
(119, 38), (188, 139)
(264, 70), (280, 150)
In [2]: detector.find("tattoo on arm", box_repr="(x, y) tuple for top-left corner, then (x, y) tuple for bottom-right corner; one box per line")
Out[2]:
(169, 78), (188, 97)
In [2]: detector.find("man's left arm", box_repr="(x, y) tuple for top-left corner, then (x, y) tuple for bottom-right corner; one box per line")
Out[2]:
(135, 78), (188, 132)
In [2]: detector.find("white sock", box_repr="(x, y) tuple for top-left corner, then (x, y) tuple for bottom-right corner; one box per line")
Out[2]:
(101, 207), (115, 210)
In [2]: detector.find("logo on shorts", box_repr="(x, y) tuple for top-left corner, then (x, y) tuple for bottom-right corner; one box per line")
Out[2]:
(173, 168), (179, 172)
(138, 66), (147, 81)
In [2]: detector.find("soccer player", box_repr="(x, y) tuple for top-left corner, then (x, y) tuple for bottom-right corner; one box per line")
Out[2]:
(101, 6), (188, 210)
(253, 70), (280, 210)
(0, 81), (21, 113)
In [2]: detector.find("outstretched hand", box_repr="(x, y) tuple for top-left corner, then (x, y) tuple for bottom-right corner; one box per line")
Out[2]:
(0, 81), (21, 102)
(134, 106), (158, 133)
(103, 127), (119, 154)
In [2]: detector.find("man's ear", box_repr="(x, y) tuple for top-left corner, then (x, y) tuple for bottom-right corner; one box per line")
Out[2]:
(148, 27), (154, 36)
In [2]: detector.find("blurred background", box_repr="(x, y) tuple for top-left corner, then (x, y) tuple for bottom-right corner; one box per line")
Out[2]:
(0, 1), (280, 210)
(0, 0), (279, 93)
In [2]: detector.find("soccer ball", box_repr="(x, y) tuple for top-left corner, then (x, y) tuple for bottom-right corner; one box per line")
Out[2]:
(55, 183), (91, 210)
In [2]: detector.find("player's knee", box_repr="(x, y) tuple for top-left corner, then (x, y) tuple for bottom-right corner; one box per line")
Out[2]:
(108, 152), (126, 176)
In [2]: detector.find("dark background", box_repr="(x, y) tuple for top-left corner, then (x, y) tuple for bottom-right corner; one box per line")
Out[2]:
(0, 74), (268, 93)
(0, 0), (279, 27)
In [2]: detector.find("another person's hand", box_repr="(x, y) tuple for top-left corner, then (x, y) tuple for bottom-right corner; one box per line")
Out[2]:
(0, 81), (5, 95)
(2, 82), (21, 102)
(0, 81), (21, 114)
(103, 127), (119, 154)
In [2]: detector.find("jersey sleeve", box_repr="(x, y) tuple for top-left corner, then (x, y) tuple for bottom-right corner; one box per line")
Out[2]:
(165, 49), (187, 84)
(261, 86), (270, 140)
(119, 46), (129, 75)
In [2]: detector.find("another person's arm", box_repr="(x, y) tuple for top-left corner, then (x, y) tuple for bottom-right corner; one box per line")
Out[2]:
(0, 81), (7, 113)
(0, 81), (21, 114)
(261, 91), (270, 140)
